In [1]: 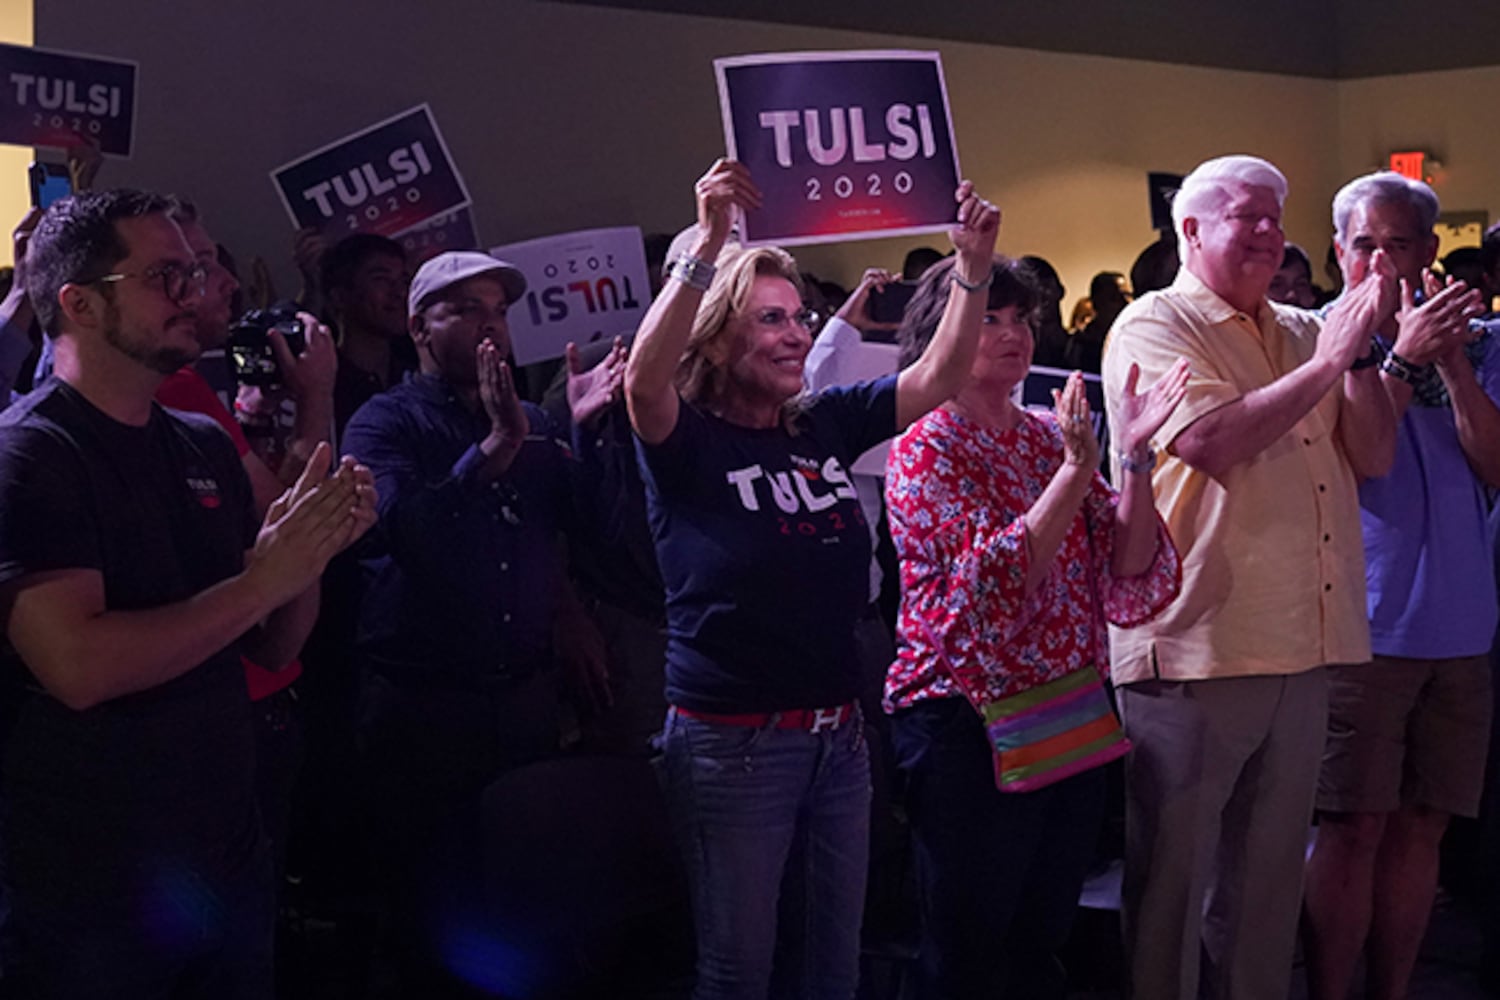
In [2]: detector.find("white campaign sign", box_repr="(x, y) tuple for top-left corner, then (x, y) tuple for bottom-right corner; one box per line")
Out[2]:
(490, 226), (651, 365)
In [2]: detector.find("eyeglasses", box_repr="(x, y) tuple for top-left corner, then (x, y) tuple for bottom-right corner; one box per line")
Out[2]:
(751, 307), (821, 331)
(92, 262), (210, 303)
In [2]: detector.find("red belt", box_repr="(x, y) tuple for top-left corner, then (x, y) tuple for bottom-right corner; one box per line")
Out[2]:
(675, 702), (857, 734)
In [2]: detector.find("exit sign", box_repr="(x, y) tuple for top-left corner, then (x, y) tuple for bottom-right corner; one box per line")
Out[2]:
(1389, 151), (1426, 180)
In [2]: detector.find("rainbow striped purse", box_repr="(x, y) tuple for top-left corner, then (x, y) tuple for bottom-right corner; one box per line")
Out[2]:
(979, 667), (1131, 792)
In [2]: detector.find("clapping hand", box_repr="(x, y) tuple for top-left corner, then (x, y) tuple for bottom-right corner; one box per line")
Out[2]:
(566, 336), (628, 428)
(479, 339), (528, 449)
(1115, 359), (1190, 459)
(1394, 269), (1486, 368)
(1051, 371), (1100, 468)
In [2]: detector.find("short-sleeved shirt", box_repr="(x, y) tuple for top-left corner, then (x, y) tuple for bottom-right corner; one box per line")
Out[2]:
(0, 379), (261, 905)
(156, 365), (303, 700)
(1360, 327), (1500, 657)
(1101, 268), (1369, 684)
(638, 377), (898, 714)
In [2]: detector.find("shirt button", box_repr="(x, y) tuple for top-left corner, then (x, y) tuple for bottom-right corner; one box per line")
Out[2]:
(1318, 483), (1327, 492)
(500, 562), (509, 571)
(1324, 583), (1332, 592)
(1303, 437), (1312, 446)
(502, 613), (512, 623)
(1323, 533), (1331, 543)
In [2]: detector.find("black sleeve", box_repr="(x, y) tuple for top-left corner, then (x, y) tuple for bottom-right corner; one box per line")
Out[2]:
(811, 374), (900, 460)
(0, 423), (101, 586)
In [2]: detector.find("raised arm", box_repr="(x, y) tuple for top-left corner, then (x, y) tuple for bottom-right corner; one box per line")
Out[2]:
(0, 211), (43, 405)
(268, 312), (339, 483)
(894, 183), (1001, 430)
(625, 159), (761, 444)
(1173, 249), (1397, 479)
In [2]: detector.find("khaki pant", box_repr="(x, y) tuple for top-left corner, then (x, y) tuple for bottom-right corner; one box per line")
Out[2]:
(1118, 668), (1329, 1000)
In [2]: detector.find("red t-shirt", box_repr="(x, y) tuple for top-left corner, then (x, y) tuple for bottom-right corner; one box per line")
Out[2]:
(156, 367), (302, 700)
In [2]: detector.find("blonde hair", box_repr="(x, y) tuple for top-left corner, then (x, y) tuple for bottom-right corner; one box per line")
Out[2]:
(676, 245), (805, 420)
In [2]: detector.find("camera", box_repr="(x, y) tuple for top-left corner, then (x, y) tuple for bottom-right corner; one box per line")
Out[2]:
(228, 304), (306, 388)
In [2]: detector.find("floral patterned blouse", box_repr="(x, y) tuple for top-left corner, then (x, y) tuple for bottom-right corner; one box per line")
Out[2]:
(883, 406), (1181, 712)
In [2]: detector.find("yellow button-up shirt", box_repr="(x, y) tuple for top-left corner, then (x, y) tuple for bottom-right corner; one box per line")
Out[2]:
(1101, 269), (1369, 684)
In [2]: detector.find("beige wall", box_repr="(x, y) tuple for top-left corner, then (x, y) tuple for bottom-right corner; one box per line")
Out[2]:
(28, 0), (1494, 309)
(1336, 64), (1500, 236)
(0, 2), (34, 266)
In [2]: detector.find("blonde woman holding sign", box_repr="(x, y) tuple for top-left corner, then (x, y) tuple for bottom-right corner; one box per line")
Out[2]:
(625, 158), (997, 999)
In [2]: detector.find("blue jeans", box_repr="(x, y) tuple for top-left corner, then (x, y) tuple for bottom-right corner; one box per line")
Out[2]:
(891, 697), (1106, 1000)
(660, 706), (872, 1000)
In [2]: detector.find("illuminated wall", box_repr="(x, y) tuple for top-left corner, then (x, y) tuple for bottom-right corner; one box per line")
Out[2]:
(29, 0), (1497, 308)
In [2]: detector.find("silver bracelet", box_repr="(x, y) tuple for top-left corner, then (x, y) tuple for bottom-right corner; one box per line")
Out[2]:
(1116, 445), (1157, 474)
(668, 255), (716, 292)
(951, 270), (993, 294)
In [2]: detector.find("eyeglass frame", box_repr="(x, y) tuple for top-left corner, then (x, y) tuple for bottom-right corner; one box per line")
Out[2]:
(88, 261), (210, 304)
(748, 306), (822, 331)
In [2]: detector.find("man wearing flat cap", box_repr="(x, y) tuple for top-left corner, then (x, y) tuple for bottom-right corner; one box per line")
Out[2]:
(343, 250), (599, 985)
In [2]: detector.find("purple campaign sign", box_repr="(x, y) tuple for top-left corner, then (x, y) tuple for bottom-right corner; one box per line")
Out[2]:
(714, 51), (961, 247)
(0, 42), (137, 156)
(399, 207), (479, 265)
(271, 104), (471, 242)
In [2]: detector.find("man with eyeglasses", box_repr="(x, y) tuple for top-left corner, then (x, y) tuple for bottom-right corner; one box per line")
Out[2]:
(1302, 171), (1496, 1000)
(342, 250), (605, 988)
(0, 189), (377, 999)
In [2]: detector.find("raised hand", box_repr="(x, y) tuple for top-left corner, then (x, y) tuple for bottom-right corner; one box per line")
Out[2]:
(1319, 248), (1398, 370)
(1393, 269), (1486, 367)
(949, 180), (1001, 276)
(479, 339), (528, 446)
(1115, 359), (1190, 456)
(566, 336), (628, 428)
(835, 267), (897, 327)
(65, 140), (103, 192)
(269, 311), (338, 406)
(292, 227), (327, 292)
(1051, 370), (1100, 468)
(695, 158), (762, 248)
(250, 443), (366, 605)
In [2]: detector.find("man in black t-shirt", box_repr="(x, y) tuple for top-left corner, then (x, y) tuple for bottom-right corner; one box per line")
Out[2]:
(0, 190), (376, 999)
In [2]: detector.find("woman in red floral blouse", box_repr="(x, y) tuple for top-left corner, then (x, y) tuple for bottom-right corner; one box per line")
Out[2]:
(884, 256), (1189, 998)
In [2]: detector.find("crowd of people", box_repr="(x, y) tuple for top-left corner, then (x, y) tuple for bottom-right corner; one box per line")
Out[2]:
(0, 143), (1496, 1000)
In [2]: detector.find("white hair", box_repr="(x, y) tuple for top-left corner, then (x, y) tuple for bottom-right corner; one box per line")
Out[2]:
(1171, 155), (1289, 261)
(1331, 171), (1439, 246)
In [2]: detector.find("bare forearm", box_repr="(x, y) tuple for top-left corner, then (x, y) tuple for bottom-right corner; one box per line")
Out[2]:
(1110, 470), (1159, 577)
(0, 291), (35, 401)
(896, 279), (987, 429)
(625, 236), (721, 440)
(280, 401), (334, 486)
(1021, 463), (1093, 595)
(1174, 356), (1341, 477)
(245, 581), (318, 669)
(1442, 362), (1500, 487)
(14, 570), (281, 711)
(1338, 368), (1396, 479)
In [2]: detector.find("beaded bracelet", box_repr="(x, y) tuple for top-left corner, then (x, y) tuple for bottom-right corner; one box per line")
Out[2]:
(1117, 445), (1158, 474)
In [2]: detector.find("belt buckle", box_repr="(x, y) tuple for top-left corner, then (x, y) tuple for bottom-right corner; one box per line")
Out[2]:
(809, 706), (844, 734)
